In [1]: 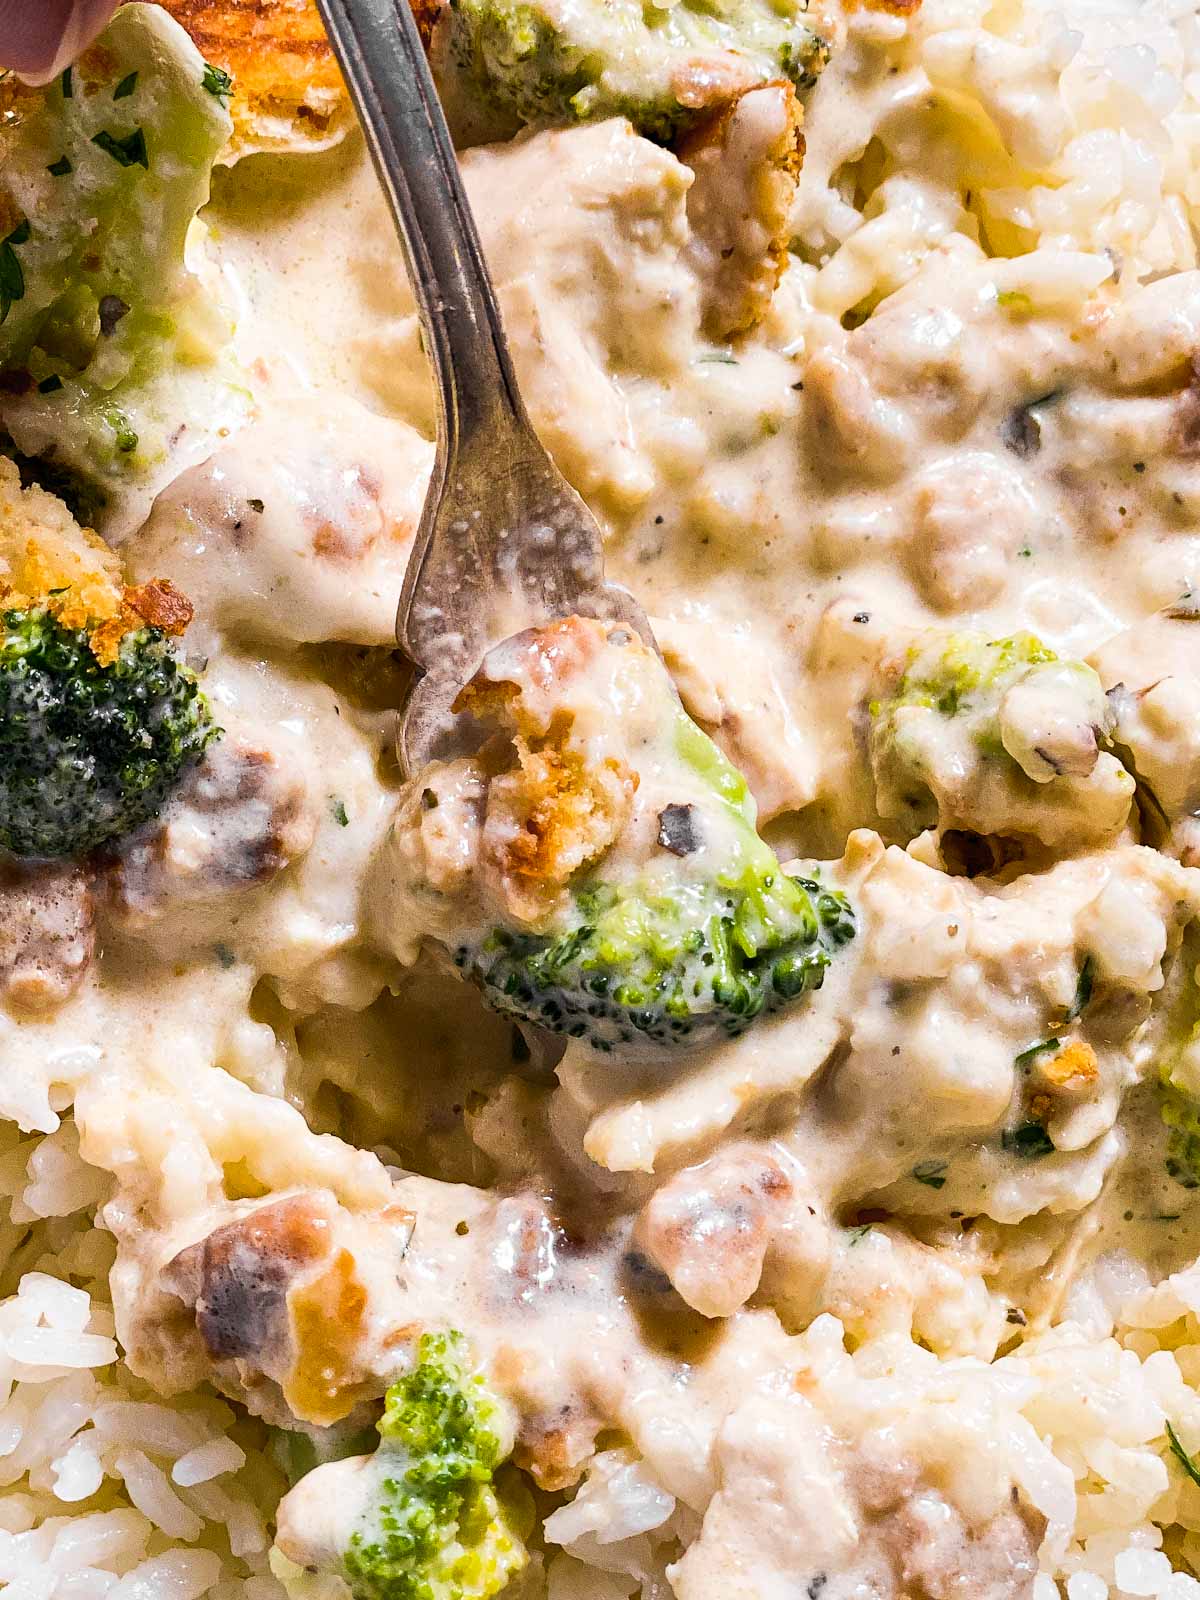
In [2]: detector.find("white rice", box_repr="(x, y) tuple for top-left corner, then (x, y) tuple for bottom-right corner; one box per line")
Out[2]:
(0, 1122), (287, 1598)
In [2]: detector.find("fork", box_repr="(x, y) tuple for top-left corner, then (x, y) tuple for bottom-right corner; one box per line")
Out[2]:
(313, 0), (658, 775)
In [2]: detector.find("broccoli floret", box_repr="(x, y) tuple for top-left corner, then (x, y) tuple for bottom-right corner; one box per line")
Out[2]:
(436, 619), (856, 1053)
(275, 1331), (528, 1600)
(0, 607), (217, 859)
(444, 0), (830, 142)
(0, 4), (248, 529)
(1156, 935), (1200, 1189)
(380, 618), (857, 1053)
(461, 801), (855, 1052)
(1163, 1086), (1200, 1189)
(868, 628), (1133, 854)
(0, 456), (217, 859)
(874, 631), (1058, 726)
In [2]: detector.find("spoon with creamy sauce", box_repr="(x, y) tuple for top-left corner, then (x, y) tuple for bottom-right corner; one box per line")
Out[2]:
(314, 0), (658, 774)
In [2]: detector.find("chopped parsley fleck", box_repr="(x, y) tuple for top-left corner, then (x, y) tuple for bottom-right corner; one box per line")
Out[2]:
(113, 71), (139, 100)
(997, 289), (1034, 314)
(1015, 1037), (1062, 1068)
(331, 798), (350, 827)
(214, 942), (236, 969)
(202, 62), (234, 103)
(1064, 955), (1094, 1023)
(1002, 1121), (1055, 1159)
(1167, 1421), (1200, 1489)
(47, 155), (73, 177)
(912, 1159), (948, 1190)
(846, 1223), (873, 1246)
(61, 66), (73, 99)
(700, 352), (739, 365)
(37, 375), (63, 394)
(104, 407), (139, 454)
(0, 219), (30, 326)
(92, 127), (149, 170)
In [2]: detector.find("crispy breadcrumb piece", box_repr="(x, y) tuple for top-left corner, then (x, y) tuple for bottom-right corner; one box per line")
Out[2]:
(0, 456), (191, 665)
(0, 74), (38, 170)
(159, 0), (353, 160)
(679, 82), (804, 341)
(0, 457), (122, 627)
(456, 619), (639, 921)
(1037, 1038), (1099, 1091)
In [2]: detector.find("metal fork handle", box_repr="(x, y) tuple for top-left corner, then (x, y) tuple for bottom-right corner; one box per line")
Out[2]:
(314, 0), (658, 771)
(314, 0), (525, 461)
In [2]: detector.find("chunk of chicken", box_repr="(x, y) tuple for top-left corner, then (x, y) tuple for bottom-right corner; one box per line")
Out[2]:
(672, 1384), (1044, 1600)
(155, 1190), (414, 1426)
(0, 860), (95, 1015)
(633, 1145), (826, 1319)
(656, 616), (817, 821)
(131, 397), (433, 650)
(106, 738), (316, 939)
(1090, 612), (1200, 863)
(679, 84), (804, 341)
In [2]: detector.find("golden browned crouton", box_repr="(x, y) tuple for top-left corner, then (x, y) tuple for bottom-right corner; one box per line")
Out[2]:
(159, 0), (353, 160)
(0, 458), (197, 665)
(678, 82), (804, 341)
(1036, 1038), (1099, 1091)
(485, 740), (635, 901)
(456, 618), (639, 922)
(0, 457), (122, 626)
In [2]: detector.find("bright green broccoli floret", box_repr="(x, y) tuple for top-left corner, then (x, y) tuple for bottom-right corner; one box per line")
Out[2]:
(1157, 935), (1200, 1189)
(0, 4), (247, 523)
(446, 0), (829, 142)
(340, 1331), (527, 1600)
(461, 703), (855, 1052)
(867, 628), (1132, 851)
(1162, 1085), (1200, 1189)
(0, 606), (218, 859)
(873, 631), (1059, 726)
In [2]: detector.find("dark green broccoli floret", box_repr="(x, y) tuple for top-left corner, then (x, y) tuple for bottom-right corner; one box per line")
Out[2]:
(445, 0), (829, 142)
(459, 706), (855, 1053)
(340, 1331), (527, 1600)
(0, 606), (218, 858)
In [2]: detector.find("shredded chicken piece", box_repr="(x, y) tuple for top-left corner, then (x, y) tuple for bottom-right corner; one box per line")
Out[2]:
(679, 83), (804, 341)
(0, 860), (96, 1015)
(107, 740), (315, 932)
